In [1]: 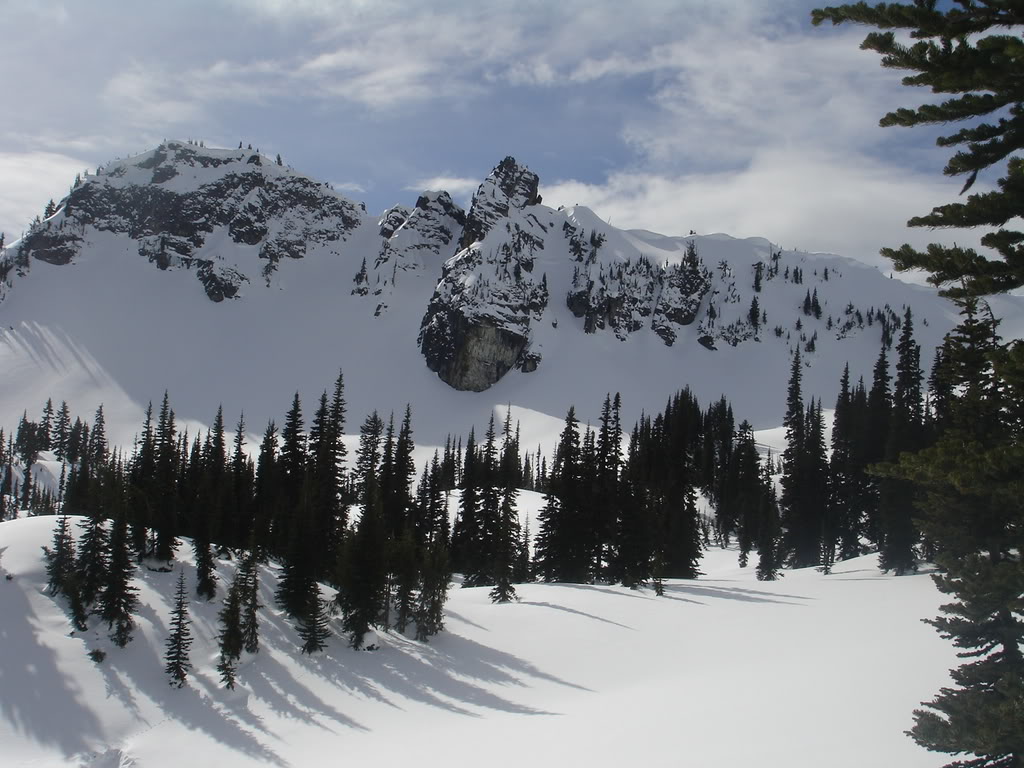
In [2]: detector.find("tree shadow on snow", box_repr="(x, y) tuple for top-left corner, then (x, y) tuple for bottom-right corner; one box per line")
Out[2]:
(0, 555), (107, 758)
(660, 582), (811, 605)
(100, 627), (289, 768)
(289, 621), (593, 720)
(518, 600), (635, 629)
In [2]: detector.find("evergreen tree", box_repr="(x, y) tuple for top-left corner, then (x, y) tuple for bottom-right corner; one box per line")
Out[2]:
(239, 552), (262, 654)
(164, 570), (193, 688)
(451, 428), (480, 578)
(535, 407), (589, 583)
(339, 498), (387, 648)
(76, 507), (109, 607)
(490, 414), (521, 603)
(781, 349), (825, 568)
(391, 529), (419, 632)
(297, 587), (331, 654)
(829, 364), (860, 561)
(592, 393), (622, 581)
(43, 514), (76, 597)
(153, 393), (179, 562)
(98, 510), (138, 647)
(414, 538), (450, 641)
(879, 307), (924, 574)
(811, 7), (1024, 763)
(194, 538), (217, 601)
(217, 565), (245, 688)
(252, 420), (280, 559)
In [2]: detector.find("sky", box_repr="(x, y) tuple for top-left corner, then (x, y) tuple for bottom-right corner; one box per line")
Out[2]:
(0, 0), (992, 272)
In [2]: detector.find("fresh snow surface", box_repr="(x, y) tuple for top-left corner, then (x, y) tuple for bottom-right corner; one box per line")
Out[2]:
(2, 515), (955, 768)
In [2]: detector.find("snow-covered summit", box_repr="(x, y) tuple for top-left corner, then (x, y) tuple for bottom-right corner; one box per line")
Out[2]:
(1, 144), (1020, 452)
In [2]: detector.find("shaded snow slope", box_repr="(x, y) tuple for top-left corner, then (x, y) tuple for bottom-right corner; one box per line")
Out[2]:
(1, 515), (954, 768)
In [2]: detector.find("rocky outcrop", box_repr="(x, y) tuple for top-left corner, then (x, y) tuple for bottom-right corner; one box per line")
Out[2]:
(419, 158), (549, 390)
(355, 191), (468, 314)
(418, 305), (532, 392)
(11, 140), (364, 298)
(566, 230), (710, 345)
(457, 156), (540, 251)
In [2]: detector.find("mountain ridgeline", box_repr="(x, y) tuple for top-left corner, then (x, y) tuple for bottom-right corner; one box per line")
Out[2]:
(0, 139), (954, 406)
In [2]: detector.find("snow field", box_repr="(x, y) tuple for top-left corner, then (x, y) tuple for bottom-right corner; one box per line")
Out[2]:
(1, 515), (954, 768)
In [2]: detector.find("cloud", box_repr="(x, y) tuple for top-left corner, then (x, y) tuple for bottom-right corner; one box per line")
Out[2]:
(542, 146), (987, 272)
(331, 181), (367, 195)
(406, 176), (480, 198)
(0, 151), (88, 240)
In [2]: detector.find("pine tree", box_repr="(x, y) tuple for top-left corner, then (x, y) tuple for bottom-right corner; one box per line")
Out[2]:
(217, 565), (245, 688)
(813, 3), (1024, 298)
(153, 393), (179, 562)
(811, 7), (1024, 763)
(98, 510), (138, 647)
(414, 538), (450, 641)
(194, 538), (217, 601)
(164, 570), (193, 688)
(535, 407), (589, 583)
(239, 552), (262, 654)
(76, 507), (109, 606)
(43, 514), (76, 597)
(297, 587), (331, 654)
(878, 307), (924, 574)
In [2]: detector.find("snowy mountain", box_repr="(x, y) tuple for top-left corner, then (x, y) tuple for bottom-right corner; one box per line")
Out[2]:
(1, 141), (1022, 452)
(0, 514), (957, 768)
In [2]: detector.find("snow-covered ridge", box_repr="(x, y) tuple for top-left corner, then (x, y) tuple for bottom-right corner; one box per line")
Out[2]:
(2, 141), (1017, 454)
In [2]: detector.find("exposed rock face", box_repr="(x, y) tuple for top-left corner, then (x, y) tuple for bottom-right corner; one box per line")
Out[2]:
(419, 158), (548, 390)
(565, 229), (710, 345)
(418, 306), (531, 392)
(355, 191), (467, 314)
(16, 226), (82, 266)
(457, 156), (540, 251)
(698, 258), (756, 347)
(10, 140), (364, 297)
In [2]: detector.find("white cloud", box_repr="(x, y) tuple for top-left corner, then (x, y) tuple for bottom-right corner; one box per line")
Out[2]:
(0, 151), (88, 240)
(407, 176), (480, 197)
(332, 181), (367, 195)
(542, 147), (986, 272)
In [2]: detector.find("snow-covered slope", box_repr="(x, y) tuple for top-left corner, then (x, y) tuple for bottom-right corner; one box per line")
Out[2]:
(1, 515), (956, 768)
(1, 144), (1021, 454)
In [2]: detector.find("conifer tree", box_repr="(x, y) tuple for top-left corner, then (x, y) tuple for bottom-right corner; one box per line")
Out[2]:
(239, 552), (262, 654)
(194, 538), (217, 601)
(98, 510), (138, 647)
(829, 364), (860, 561)
(414, 538), (450, 641)
(592, 393), (622, 581)
(781, 349), (824, 568)
(339, 498), (387, 648)
(217, 565), (245, 688)
(43, 514), (77, 597)
(535, 407), (589, 583)
(297, 586), (331, 654)
(879, 307), (924, 574)
(76, 507), (109, 607)
(153, 393), (179, 562)
(490, 414), (521, 603)
(253, 420), (280, 559)
(391, 529), (419, 631)
(755, 475), (783, 582)
(812, 7), (1024, 763)
(450, 428), (480, 577)
(164, 570), (193, 688)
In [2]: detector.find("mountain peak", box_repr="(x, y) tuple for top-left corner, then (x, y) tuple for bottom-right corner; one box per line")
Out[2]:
(458, 156), (541, 251)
